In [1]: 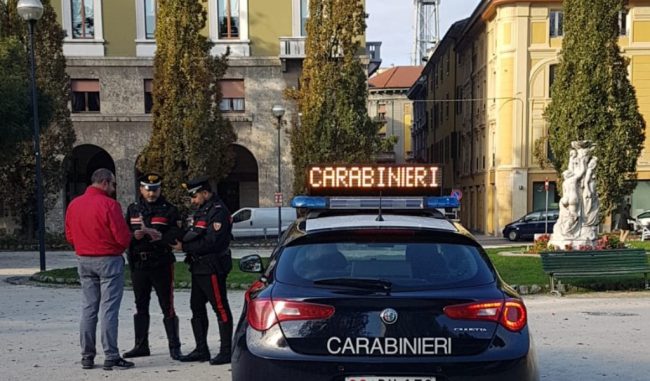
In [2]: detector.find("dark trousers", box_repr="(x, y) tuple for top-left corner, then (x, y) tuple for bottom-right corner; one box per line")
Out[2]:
(190, 273), (232, 324)
(131, 263), (176, 318)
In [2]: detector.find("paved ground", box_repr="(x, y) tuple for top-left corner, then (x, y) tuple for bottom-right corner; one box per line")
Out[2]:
(3, 248), (650, 381)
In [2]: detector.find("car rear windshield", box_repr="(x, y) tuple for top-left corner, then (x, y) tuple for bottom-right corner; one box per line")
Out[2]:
(275, 238), (495, 291)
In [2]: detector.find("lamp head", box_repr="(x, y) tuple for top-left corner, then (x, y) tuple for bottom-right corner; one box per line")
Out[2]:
(272, 105), (285, 118)
(17, 0), (44, 21)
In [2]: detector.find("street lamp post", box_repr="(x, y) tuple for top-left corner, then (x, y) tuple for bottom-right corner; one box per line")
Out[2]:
(17, 0), (46, 271)
(272, 105), (285, 242)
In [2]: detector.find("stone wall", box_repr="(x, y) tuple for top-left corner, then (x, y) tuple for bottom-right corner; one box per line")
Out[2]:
(45, 56), (300, 232)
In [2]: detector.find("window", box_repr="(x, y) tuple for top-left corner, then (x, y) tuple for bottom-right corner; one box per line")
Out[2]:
(71, 0), (94, 38)
(71, 79), (100, 112)
(549, 64), (557, 96)
(533, 182), (560, 211)
(233, 209), (251, 223)
(219, 80), (245, 112)
(275, 240), (494, 291)
(550, 10), (563, 37)
(619, 9), (628, 36)
(219, 0), (239, 39)
(144, 79), (153, 114)
(455, 86), (463, 114)
(145, 0), (157, 39)
(300, 0), (309, 36)
(445, 94), (449, 120)
(377, 103), (386, 121)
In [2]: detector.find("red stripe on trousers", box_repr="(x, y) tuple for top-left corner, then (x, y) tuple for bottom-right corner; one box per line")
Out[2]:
(210, 274), (228, 323)
(169, 263), (176, 317)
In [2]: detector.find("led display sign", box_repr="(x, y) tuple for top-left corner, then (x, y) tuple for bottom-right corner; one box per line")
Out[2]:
(307, 165), (442, 195)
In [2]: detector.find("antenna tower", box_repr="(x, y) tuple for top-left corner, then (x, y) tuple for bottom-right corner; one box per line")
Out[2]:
(413, 0), (441, 65)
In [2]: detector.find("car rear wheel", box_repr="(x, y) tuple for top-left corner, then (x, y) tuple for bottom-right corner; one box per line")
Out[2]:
(507, 230), (519, 241)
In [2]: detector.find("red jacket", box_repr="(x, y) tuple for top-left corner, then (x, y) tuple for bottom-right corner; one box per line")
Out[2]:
(65, 186), (131, 256)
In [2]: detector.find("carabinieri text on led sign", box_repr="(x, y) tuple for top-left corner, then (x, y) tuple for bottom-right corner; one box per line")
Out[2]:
(307, 165), (441, 195)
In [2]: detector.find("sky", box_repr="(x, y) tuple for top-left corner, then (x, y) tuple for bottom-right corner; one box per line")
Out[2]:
(366, 0), (482, 67)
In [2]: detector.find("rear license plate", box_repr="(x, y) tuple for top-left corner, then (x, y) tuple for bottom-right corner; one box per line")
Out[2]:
(345, 376), (436, 381)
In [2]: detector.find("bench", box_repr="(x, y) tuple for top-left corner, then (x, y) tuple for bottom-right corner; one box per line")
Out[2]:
(540, 249), (650, 295)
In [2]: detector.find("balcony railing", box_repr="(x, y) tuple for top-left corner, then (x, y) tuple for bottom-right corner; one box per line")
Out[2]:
(279, 37), (306, 59)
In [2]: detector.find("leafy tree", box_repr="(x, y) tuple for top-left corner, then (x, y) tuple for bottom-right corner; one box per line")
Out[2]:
(544, 0), (645, 215)
(0, 0), (75, 235)
(0, 37), (32, 158)
(138, 0), (235, 207)
(288, 0), (391, 194)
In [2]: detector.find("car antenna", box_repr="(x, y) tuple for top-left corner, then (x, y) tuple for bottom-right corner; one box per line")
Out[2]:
(376, 191), (384, 221)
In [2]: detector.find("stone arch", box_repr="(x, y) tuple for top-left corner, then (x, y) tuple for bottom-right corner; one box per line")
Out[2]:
(64, 144), (115, 206)
(529, 58), (559, 100)
(218, 144), (260, 212)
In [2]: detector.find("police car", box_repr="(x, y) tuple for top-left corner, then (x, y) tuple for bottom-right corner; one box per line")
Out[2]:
(232, 165), (539, 381)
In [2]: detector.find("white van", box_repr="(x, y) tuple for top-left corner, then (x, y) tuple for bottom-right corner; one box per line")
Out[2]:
(231, 207), (297, 238)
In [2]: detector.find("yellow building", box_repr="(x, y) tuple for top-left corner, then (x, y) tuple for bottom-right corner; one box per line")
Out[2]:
(411, 0), (650, 235)
(12, 0), (379, 234)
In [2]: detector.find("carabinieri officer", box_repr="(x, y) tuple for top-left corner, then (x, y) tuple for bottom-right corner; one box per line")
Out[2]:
(124, 173), (183, 360)
(172, 176), (234, 365)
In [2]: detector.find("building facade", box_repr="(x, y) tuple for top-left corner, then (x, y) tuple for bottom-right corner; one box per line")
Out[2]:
(411, 0), (650, 235)
(368, 66), (422, 163)
(27, 0), (374, 233)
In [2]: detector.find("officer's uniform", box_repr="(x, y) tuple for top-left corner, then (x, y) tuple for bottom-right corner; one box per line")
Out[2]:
(178, 176), (234, 365)
(124, 173), (183, 360)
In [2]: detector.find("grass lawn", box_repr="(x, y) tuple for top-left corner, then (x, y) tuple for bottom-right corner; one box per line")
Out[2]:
(33, 243), (650, 291)
(33, 258), (262, 289)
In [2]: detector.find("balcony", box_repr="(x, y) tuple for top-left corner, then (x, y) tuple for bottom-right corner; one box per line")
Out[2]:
(279, 37), (306, 59)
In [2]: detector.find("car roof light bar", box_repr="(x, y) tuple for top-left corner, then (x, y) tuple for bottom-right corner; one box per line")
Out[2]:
(291, 196), (459, 210)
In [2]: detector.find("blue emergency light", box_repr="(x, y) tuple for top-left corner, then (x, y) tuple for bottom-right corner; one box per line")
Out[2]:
(291, 196), (459, 210)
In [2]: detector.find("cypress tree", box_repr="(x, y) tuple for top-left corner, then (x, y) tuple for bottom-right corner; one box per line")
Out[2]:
(544, 0), (645, 214)
(289, 0), (389, 194)
(139, 0), (235, 207)
(0, 0), (75, 235)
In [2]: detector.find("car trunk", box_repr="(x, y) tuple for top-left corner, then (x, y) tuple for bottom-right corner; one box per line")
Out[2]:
(273, 284), (503, 357)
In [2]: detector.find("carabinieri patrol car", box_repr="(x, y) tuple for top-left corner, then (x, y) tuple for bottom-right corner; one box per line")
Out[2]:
(232, 165), (539, 381)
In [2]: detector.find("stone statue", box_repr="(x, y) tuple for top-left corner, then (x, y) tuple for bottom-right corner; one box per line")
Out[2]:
(549, 140), (599, 249)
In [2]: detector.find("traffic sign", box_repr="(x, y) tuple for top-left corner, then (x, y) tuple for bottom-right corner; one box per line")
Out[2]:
(544, 178), (549, 191)
(274, 192), (283, 205)
(451, 189), (463, 201)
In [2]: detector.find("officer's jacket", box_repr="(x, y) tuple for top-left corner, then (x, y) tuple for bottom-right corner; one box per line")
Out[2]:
(126, 196), (182, 269)
(182, 195), (233, 274)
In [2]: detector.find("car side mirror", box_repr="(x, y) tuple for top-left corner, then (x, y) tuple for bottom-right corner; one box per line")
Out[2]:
(239, 254), (264, 273)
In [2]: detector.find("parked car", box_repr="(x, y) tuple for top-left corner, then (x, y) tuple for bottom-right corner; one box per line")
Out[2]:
(231, 207), (297, 238)
(233, 196), (539, 381)
(631, 210), (650, 232)
(502, 209), (559, 241)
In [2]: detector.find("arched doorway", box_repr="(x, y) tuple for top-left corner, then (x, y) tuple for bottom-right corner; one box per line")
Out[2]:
(218, 145), (259, 212)
(65, 145), (115, 206)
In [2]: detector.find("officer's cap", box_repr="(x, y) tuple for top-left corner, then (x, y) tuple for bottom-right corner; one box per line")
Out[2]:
(182, 176), (211, 196)
(139, 173), (162, 190)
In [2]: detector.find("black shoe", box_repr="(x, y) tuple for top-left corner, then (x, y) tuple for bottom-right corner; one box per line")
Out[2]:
(103, 357), (135, 370)
(209, 351), (231, 365)
(81, 357), (94, 369)
(123, 344), (150, 358)
(178, 348), (210, 362)
(169, 346), (182, 361)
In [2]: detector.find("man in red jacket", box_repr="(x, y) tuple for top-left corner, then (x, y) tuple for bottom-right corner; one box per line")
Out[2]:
(65, 168), (134, 371)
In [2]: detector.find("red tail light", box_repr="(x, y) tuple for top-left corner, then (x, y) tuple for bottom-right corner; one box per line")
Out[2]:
(247, 298), (335, 331)
(245, 280), (266, 303)
(443, 299), (527, 332)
